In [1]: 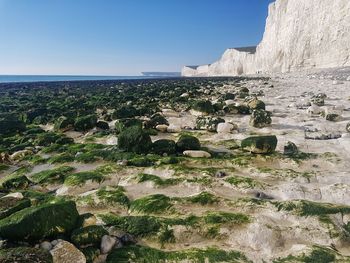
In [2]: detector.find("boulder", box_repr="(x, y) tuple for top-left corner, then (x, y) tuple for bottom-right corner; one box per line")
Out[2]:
(346, 123), (350, 133)
(0, 197), (31, 220)
(50, 241), (86, 263)
(145, 113), (169, 129)
(250, 110), (272, 128)
(191, 100), (215, 115)
(167, 124), (181, 133)
(217, 123), (238, 134)
(195, 116), (225, 132)
(176, 135), (201, 152)
(10, 149), (33, 161)
(183, 150), (211, 158)
(0, 200), (79, 241)
(0, 115), (26, 136)
(71, 225), (108, 248)
(118, 126), (152, 154)
(54, 116), (74, 131)
(100, 235), (117, 254)
(241, 135), (278, 154)
(0, 247), (53, 263)
(74, 115), (98, 132)
(96, 121), (109, 130)
(247, 98), (266, 110)
(152, 139), (176, 155)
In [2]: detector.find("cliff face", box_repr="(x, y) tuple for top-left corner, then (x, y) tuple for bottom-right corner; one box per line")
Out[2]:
(182, 0), (350, 77)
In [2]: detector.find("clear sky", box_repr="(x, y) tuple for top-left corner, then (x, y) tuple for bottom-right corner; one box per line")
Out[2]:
(0, 0), (274, 76)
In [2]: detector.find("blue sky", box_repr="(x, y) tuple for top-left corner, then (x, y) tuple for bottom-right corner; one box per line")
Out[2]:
(0, 0), (274, 75)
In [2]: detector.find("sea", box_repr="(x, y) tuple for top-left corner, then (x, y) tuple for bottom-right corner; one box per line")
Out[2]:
(0, 75), (161, 83)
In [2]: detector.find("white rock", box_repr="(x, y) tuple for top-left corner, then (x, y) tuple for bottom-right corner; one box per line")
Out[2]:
(167, 124), (181, 133)
(347, 76), (350, 81)
(40, 241), (53, 251)
(180, 93), (189, 98)
(162, 109), (179, 117)
(10, 150), (32, 161)
(306, 105), (321, 115)
(3, 192), (23, 199)
(155, 124), (168, 133)
(50, 241), (86, 263)
(224, 100), (235, 106)
(217, 123), (237, 134)
(100, 235), (116, 254)
(183, 150), (211, 158)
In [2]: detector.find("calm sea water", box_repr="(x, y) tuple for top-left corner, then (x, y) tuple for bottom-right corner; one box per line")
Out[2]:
(0, 75), (159, 83)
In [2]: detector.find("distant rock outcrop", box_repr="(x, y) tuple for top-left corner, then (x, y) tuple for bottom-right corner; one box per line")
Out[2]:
(182, 0), (350, 77)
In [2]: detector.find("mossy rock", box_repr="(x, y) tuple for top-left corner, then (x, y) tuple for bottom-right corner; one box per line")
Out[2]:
(241, 135), (277, 154)
(80, 246), (100, 263)
(144, 113), (169, 129)
(176, 135), (200, 152)
(71, 225), (108, 247)
(96, 121), (110, 130)
(64, 171), (105, 186)
(0, 247), (53, 263)
(195, 116), (225, 132)
(113, 106), (139, 119)
(0, 200), (79, 241)
(0, 197), (31, 220)
(192, 100), (215, 114)
(118, 126), (152, 154)
(54, 116), (74, 131)
(152, 139), (176, 155)
(249, 109), (272, 128)
(247, 98), (266, 111)
(1, 175), (31, 190)
(114, 118), (142, 133)
(74, 115), (98, 132)
(130, 194), (173, 214)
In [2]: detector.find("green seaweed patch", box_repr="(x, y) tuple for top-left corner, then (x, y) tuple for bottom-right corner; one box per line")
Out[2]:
(0, 164), (10, 172)
(106, 245), (250, 263)
(96, 186), (130, 207)
(204, 211), (250, 225)
(130, 194), (173, 214)
(273, 246), (347, 263)
(275, 200), (350, 217)
(185, 192), (219, 205)
(100, 214), (162, 237)
(225, 175), (263, 189)
(48, 153), (75, 164)
(257, 168), (314, 182)
(31, 166), (75, 185)
(137, 173), (182, 187)
(64, 171), (105, 186)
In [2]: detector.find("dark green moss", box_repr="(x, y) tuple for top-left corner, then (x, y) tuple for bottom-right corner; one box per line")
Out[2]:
(186, 192), (219, 205)
(64, 171), (105, 186)
(118, 126), (152, 154)
(96, 186), (130, 207)
(31, 166), (75, 185)
(0, 247), (53, 263)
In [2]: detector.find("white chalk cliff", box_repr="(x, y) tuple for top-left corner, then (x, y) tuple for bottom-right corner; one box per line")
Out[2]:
(182, 0), (350, 77)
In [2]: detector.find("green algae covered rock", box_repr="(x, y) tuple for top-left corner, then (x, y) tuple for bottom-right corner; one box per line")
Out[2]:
(0, 197), (31, 220)
(249, 109), (272, 128)
(1, 175), (31, 190)
(81, 246), (101, 263)
(0, 200), (79, 241)
(176, 135), (201, 152)
(0, 247), (53, 263)
(241, 135), (277, 154)
(74, 115), (98, 132)
(54, 116), (74, 131)
(152, 139), (176, 155)
(0, 114), (26, 136)
(247, 98), (266, 111)
(192, 100), (215, 114)
(118, 126), (152, 154)
(195, 116), (225, 132)
(71, 225), (108, 247)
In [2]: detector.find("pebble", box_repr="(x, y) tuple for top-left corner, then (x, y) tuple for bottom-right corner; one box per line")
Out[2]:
(183, 150), (211, 158)
(40, 241), (53, 251)
(100, 235), (116, 254)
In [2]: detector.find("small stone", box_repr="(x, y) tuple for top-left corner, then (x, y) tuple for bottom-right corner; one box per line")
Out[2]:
(215, 171), (227, 178)
(108, 226), (126, 238)
(40, 241), (53, 251)
(306, 105), (322, 115)
(100, 235), (116, 254)
(346, 123), (350, 133)
(255, 192), (273, 200)
(250, 109), (272, 128)
(183, 150), (211, 158)
(3, 192), (24, 199)
(117, 160), (128, 166)
(283, 141), (298, 155)
(167, 124), (181, 133)
(51, 240), (59, 246)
